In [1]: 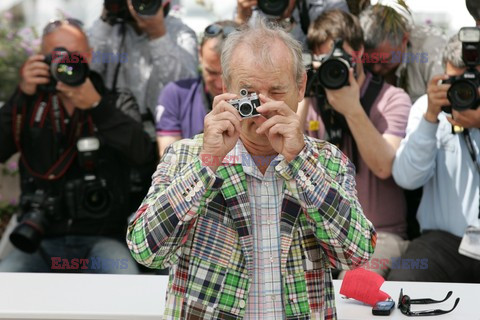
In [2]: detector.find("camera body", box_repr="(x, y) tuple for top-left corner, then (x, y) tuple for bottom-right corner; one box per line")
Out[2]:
(40, 47), (89, 92)
(228, 89), (261, 118)
(442, 27), (480, 112)
(317, 39), (356, 90)
(9, 190), (62, 253)
(103, 0), (166, 24)
(304, 38), (356, 98)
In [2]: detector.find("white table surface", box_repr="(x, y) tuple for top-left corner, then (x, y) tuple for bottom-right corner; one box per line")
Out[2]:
(0, 273), (478, 320)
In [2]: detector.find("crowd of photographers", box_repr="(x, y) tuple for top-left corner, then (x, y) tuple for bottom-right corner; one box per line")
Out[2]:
(0, 0), (479, 283)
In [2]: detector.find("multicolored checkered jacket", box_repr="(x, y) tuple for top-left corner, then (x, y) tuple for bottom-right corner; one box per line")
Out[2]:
(127, 134), (377, 319)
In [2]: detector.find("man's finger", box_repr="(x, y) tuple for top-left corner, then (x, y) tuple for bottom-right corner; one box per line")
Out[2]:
(430, 74), (450, 86)
(256, 115), (289, 134)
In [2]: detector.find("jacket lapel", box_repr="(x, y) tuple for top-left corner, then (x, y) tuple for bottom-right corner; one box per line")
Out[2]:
(216, 164), (254, 275)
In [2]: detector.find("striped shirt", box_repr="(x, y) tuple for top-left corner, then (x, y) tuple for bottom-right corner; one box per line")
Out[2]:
(226, 141), (285, 319)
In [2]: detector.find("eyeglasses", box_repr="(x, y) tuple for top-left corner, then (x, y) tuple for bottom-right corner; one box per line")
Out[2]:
(204, 23), (236, 39)
(398, 288), (460, 316)
(43, 18), (84, 36)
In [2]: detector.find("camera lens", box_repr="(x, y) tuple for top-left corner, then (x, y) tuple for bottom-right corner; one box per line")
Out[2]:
(132, 0), (162, 16)
(239, 103), (253, 117)
(257, 0), (289, 16)
(50, 51), (89, 87)
(83, 185), (111, 216)
(448, 80), (478, 111)
(318, 59), (349, 90)
(9, 210), (47, 253)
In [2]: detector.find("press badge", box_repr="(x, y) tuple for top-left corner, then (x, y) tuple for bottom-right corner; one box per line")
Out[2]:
(459, 225), (480, 260)
(309, 120), (319, 131)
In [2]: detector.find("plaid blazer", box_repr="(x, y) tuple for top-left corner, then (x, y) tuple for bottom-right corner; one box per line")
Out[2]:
(127, 134), (377, 319)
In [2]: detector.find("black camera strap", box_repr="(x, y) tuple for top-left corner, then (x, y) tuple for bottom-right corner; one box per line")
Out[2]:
(111, 22), (127, 91)
(12, 90), (94, 181)
(463, 129), (480, 218)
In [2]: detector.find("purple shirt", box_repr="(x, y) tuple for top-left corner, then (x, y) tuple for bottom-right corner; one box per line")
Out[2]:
(155, 77), (209, 139)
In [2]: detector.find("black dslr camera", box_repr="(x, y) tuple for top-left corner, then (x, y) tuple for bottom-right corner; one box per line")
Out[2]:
(442, 27), (480, 112)
(40, 47), (89, 92)
(257, 0), (289, 17)
(9, 190), (62, 253)
(304, 38), (357, 97)
(65, 137), (113, 221)
(228, 89), (261, 118)
(103, 0), (167, 24)
(9, 137), (112, 253)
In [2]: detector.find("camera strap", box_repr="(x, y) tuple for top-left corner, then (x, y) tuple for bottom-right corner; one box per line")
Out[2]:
(111, 22), (127, 91)
(463, 129), (480, 218)
(12, 91), (94, 180)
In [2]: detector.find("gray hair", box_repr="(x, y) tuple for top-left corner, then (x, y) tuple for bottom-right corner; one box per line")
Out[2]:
(359, 4), (412, 49)
(220, 19), (305, 90)
(442, 34), (465, 69)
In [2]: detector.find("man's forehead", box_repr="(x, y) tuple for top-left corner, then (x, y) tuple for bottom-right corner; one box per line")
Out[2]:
(42, 26), (89, 53)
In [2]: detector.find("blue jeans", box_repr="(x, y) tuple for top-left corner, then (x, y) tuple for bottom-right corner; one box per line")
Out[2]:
(0, 236), (139, 274)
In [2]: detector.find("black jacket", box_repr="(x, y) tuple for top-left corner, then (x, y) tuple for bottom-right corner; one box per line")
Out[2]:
(0, 72), (155, 238)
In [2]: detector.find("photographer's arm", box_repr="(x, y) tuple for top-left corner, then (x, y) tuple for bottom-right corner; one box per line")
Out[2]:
(327, 70), (411, 179)
(0, 92), (20, 163)
(88, 94), (154, 166)
(86, 19), (113, 76)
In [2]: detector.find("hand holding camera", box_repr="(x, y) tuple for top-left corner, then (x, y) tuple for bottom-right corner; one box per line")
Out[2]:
(19, 54), (50, 95)
(200, 92), (242, 172)
(425, 74), (450, 123)
(255, 94), (305, 163)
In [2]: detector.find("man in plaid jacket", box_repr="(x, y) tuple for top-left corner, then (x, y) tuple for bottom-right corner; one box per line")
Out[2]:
(127, 20), (377, 319)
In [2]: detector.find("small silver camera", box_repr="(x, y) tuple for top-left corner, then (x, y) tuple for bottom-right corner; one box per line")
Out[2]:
(228, 88), (261, 118)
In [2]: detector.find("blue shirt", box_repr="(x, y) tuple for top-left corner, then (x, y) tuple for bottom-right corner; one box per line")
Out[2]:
(393, 94), (480, 237)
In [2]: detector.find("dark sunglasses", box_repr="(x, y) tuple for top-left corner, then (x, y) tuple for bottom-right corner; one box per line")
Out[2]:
(204, 23), (236, 39)
(398, 288), (460, 316)
(43, 18), (84, 36)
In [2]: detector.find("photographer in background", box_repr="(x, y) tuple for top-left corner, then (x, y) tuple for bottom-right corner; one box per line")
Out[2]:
(299, 10), (411, 278)
(390, 30), (480, 282)
(88, 0), (198, 115)
(156, 20), (239, 157)
(359, 2), (446, 103)
(235, 0), (349, 48)
(0, 20), (154, 273)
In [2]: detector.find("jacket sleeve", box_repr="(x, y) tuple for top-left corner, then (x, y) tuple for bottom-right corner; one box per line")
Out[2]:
(88, 92), (155, 166)
(0, 89), (27, 163)
(392, 95), (438, 189)
(276, 138), (377, 270)
(126, 142), (222, 269)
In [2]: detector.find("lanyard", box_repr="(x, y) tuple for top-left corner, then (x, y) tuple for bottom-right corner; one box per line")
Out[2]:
(463, 129), (480, 219)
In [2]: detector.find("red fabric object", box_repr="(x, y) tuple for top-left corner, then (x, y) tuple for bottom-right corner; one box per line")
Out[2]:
(340, 268), (390, 306)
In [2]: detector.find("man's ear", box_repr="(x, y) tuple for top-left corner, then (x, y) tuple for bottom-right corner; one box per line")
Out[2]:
(298, 71), (307, 102)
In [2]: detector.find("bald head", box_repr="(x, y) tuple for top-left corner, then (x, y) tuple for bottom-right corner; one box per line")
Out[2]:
(41, 24), (91, 62)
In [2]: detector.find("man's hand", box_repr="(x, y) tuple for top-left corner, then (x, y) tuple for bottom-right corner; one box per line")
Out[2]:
(19, 54), (50, 95)
(425, 74), (450, 123)
(200, 93), (242, 172)
(128, 0), (166, 40)
(447, 108), (480, 129)
(236, 0), (257, 24)
(56, 79), (101, 110)
(255, 94), (305, 162)
(324, 68), (363, 119)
